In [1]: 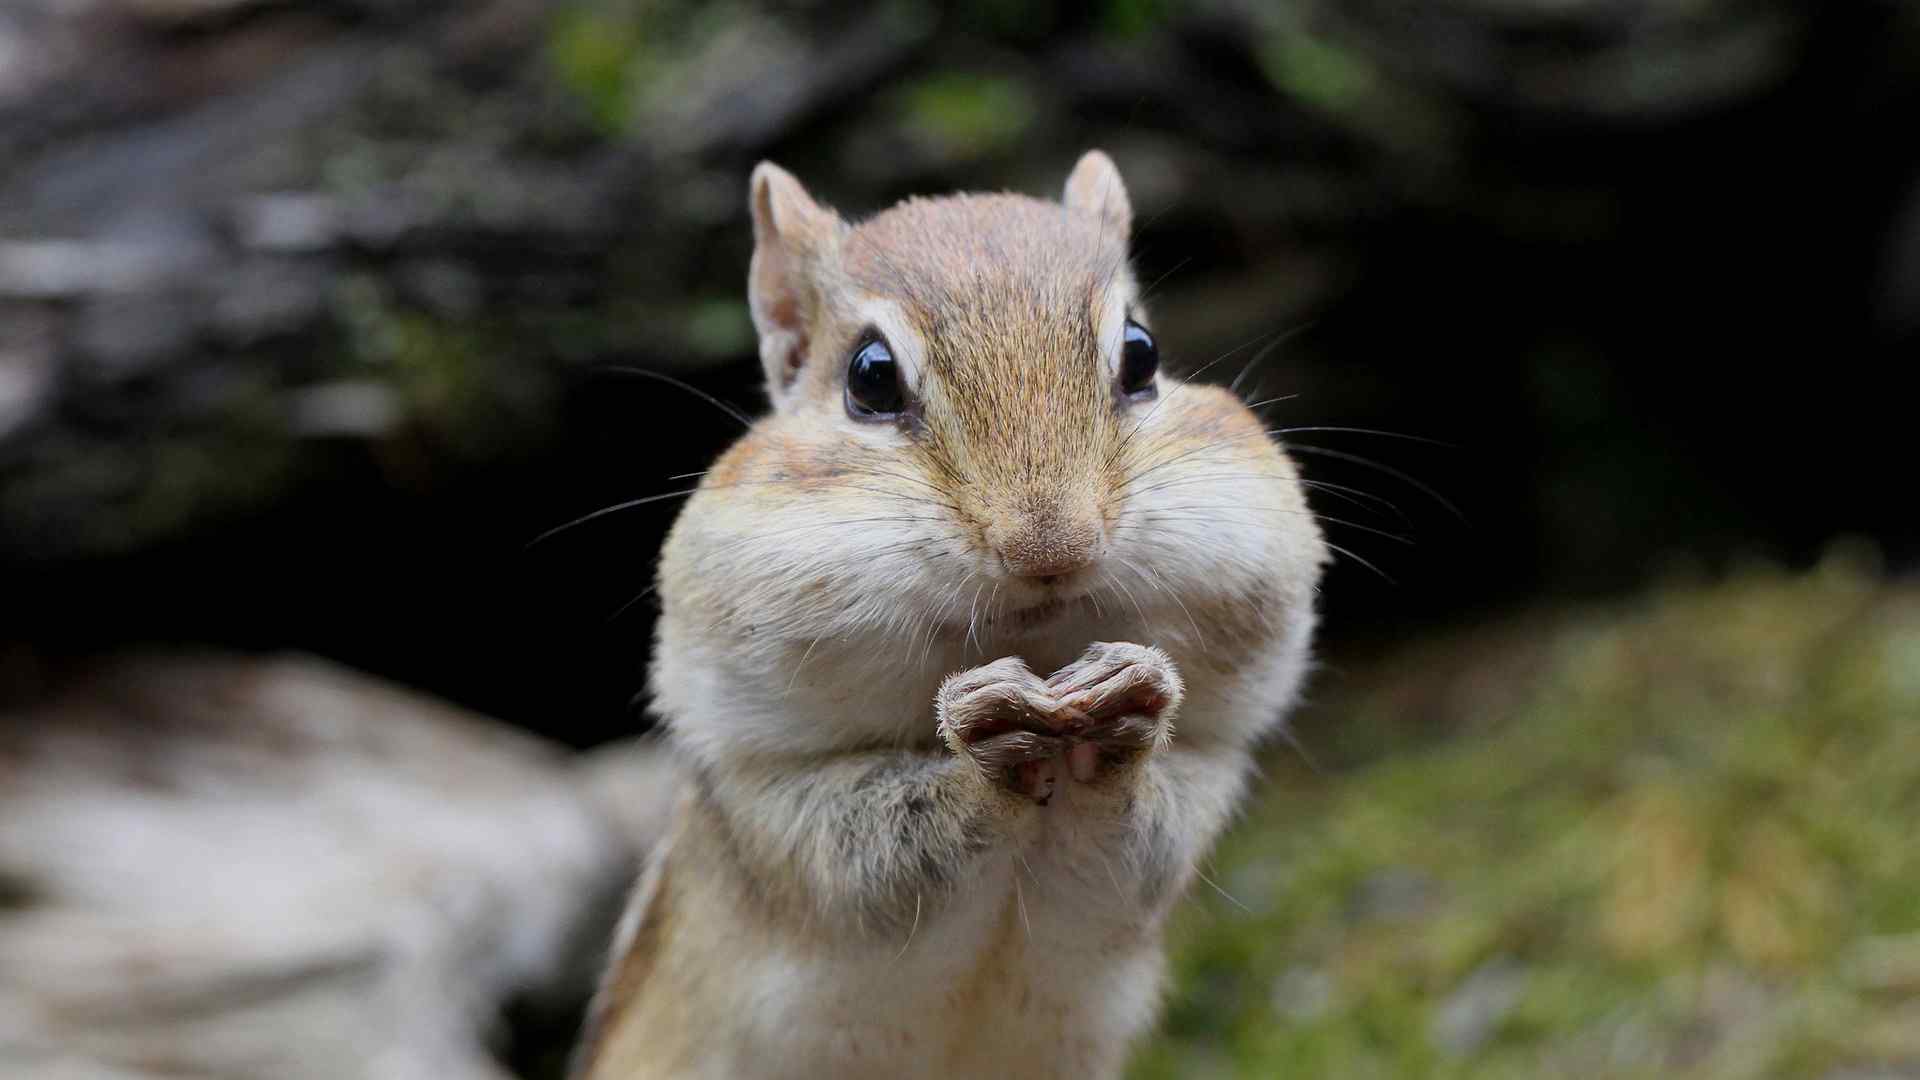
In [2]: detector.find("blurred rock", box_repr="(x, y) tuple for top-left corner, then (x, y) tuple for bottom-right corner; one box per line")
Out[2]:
(578, 735), (680, 859)
(0, 307), (57, 442)
(207, 259), (329, 345)
(72, 292), (201, 378)
(288, 380), (402, 439)
(1843, 932), (1920, 995)
(1348, 865), (1440, 922)
(0, 653), (634, 1080)
(231, 193), (344, 255)
(1879, 178), (1920, 336)
(0, 240), (192, 300)
(1269, 964), (1334, 1023)
(1428, 958), (1527, 1057)
(119, 0), (271, 22)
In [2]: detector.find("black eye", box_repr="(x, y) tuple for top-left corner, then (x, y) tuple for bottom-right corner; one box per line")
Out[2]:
(1119, 319), (1159, 398)
(845, 336), (905, 418)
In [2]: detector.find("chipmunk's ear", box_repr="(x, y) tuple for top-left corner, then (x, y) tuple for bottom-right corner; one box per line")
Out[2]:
(748, 161), (838, 407)
(1063, 150), (1131, 237)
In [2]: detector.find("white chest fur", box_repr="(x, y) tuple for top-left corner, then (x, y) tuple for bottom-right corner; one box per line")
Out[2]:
(685, 786), (1172, 1080)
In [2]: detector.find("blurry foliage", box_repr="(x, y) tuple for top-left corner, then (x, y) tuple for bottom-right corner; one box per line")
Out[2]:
(548, 0), (741, 135)
(549, 5), (647, 132)
(1138, 551), (1920, 1078)
(1249, 5), (1462, 174)
(0, 376), (296, 559)
(336, 276), (558, 460)
(946, 0), (1170, 42)
(892, 71), (1039, 160)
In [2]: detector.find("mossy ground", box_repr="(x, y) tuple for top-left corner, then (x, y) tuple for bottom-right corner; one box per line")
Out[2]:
(1137, 553), (1920, 1078)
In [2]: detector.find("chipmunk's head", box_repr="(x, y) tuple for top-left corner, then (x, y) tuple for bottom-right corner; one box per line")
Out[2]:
(663, 151), (1323, 705)
(745, 151), (1146, 584)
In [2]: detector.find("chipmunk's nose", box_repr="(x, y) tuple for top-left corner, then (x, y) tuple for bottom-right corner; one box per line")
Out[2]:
(988, 502), (1102, 581)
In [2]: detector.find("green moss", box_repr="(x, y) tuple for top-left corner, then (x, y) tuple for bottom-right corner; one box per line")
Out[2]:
(894, 71), (1037, 158)
(1138, 551), (1920, 1077)
(1250, 13), (1459, 169)
(337, 275), (555, 458)
(1262, 33), (1376, 116)
(549, 6), (646, 131)
(1098, 0), (1169, 40)
(684, 297), (753, 359)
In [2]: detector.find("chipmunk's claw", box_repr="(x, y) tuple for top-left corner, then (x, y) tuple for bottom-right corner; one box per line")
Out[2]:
(937, 658), (1065, 803)
(1047, 642), (1183, 780)
(937, 646), (1184, 797)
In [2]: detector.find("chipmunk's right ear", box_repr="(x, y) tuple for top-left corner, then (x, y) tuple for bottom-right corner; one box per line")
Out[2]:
(748, 161), (838, 407)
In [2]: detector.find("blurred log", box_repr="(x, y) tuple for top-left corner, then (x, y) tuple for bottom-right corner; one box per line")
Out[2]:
(0, 652), (634, 1080)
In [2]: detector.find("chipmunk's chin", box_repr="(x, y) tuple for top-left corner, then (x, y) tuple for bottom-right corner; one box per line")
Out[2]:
(934, 590), (1093, 645)
(988, 591), (1130, 646)
(996, 595), (1076, 633)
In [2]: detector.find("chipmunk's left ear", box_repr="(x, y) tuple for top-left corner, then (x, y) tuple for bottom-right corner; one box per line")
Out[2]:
(1063, 150), (1132, 236)
(748, 161), (840, 408)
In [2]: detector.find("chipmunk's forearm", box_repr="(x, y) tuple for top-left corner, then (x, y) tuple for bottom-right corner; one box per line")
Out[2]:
(689, 748), (1025, 934)
(1050, 742), (1254, 915)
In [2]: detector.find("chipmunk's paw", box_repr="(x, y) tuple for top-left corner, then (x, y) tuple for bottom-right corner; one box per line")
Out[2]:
(1046, 642), (1183, 782)
(937, 657), (1070, 804)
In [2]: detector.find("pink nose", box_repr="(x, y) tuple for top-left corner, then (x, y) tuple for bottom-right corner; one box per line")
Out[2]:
(992, 515), (1100, 581)
(1001, 545), (1093, 580)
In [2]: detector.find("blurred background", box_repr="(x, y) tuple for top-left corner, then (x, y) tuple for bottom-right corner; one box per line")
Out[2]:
(1, 1), (1917, 1078)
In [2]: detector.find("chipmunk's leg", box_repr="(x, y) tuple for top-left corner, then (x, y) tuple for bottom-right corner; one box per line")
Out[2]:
(688, 658), (1063, 938)
(1038, 642), (1236, 915)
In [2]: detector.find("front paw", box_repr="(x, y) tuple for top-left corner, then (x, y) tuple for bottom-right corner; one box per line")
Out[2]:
(1046, 642), (1183, 782)
(936, 657), (1068, 804)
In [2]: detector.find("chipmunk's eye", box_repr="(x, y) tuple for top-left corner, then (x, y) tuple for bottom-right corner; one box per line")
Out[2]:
(1119, 319), (1158, 399)
(845, 336), (905, 419)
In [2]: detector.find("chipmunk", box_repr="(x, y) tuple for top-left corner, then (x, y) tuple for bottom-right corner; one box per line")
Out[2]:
(573, 151), (1328, 1079)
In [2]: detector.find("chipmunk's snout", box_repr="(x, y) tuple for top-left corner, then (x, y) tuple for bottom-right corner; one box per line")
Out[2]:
(986, 496), (1104, 582)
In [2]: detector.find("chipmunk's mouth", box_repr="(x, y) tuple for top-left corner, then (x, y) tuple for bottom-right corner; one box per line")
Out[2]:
(990, 594), (1082, 633)
(938, 588), (1098, 642)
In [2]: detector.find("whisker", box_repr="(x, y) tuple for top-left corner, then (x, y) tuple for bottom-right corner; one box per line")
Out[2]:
(1243, 393), (1301, 412)
(1013, 867), (1032, 944)
(1126, 470), (1408, 526)
(597, 365), (754, 429)
(1272, 723), (1323, 776)
(1275, 425), (1454, 448)
(1103, 568), (1149, 624)
(891, 892), (922, 964)
(1141, 504), (1415, 545)
(1136, 255), (1194, 305)
(1323, 540), (1396, 584)
(1228, 322), (1316, 398)
(1287, 444), (1466, 523)
(533, 476), (958, 549)
(1302, 478), (1410, 526)
(694, 515), (952, 566)
(964, 581), (986, 655)
(1195, 867), (1252, 914)
(1093, 846), (1127, 906)
(1104, 329), (1281, 473)
(786, 634), (826, 695)
(1126, 559), (1205, 648)
(604, 583), (656, 623)
(527, 487), (701, 548)
(1125, 470), (1289, 498)
(1119, 426), (1286, 487)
